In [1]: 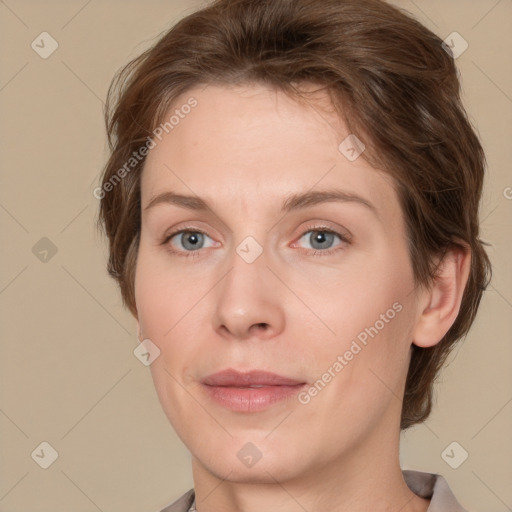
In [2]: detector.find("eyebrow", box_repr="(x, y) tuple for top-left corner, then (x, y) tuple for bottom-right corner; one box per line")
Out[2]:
(144, 189), (378, 216)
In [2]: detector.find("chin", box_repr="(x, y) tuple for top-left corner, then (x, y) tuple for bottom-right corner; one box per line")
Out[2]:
(196, 453), (301, 484)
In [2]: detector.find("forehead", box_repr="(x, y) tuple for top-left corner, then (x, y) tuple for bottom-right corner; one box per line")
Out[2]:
(140, 83), (399, 219)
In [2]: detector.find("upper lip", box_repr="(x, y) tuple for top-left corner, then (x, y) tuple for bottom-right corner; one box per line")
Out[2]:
(202, 369), (305, 387)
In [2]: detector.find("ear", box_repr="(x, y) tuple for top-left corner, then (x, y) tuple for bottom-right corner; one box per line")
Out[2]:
(412, 245), (471, 348)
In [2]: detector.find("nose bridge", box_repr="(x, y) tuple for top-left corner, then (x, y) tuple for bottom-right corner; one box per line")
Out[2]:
(212, 237), (285, 339)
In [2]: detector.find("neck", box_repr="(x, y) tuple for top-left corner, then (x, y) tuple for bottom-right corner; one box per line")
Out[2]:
(190, 423), (430, 512)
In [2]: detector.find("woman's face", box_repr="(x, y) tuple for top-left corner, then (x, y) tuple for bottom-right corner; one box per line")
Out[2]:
(135, 83), (423, 483)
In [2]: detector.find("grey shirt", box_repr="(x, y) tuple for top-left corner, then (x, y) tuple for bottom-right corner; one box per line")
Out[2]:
(158, 470), (468, 511)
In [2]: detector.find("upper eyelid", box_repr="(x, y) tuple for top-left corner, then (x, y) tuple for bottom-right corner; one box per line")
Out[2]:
(165, 224), (347, 238)
(298, 222), (353, 243)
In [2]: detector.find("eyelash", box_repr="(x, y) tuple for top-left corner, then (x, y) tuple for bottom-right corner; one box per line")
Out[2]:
(160, 225), (351, 259)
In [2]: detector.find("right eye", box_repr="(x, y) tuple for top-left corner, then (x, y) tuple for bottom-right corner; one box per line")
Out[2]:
(163, 229), (219, 257)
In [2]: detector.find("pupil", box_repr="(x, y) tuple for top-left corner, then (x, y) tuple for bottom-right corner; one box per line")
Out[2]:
(183, 232), (202, 250)
(311, 231), (333, 249)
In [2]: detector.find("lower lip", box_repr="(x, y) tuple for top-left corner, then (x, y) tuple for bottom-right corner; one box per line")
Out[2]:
(202, 384), (306, 412)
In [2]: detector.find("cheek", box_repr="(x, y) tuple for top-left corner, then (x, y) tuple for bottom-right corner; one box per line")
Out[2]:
(135, 238), (205, 334)
(134, 240), (216, 390)
(306, 248), (414, 344)
(304, 247), (417, 391)
(135, 248), (203, 427)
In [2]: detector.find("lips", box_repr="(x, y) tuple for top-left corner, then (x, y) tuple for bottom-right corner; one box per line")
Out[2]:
(201, 369), (307, 412)
(202, 369), (305, 387)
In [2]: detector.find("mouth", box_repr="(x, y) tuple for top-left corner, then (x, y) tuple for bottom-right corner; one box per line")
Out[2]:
(202, 368), (305, 387)
(201, 369), (307, 412)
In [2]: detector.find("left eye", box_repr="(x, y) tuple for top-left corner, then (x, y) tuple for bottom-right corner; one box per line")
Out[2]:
(296, 230), (343, 251)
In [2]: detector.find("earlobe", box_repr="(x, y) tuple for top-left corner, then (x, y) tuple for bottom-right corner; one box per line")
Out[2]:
(135, 319), (143, 342)
(133, 302), (143, 341)
(412, 245), (471, 348)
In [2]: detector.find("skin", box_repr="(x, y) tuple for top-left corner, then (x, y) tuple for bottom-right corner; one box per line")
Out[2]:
(134, 83), (470, 512)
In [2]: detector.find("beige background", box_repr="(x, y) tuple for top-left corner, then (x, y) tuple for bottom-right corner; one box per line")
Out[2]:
(0, 1), (510, 511)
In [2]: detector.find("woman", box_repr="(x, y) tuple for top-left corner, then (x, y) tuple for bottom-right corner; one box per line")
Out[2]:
(97, 0), (491, 510)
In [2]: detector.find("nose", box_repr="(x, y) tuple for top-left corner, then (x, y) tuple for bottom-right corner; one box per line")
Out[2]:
(212, 245), (285, 341)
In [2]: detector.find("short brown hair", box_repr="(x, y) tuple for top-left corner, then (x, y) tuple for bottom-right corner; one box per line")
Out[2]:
(97, 0), (491, 429)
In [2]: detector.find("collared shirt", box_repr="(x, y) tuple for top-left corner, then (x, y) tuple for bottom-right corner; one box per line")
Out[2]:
(157, 470), (468, 511)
